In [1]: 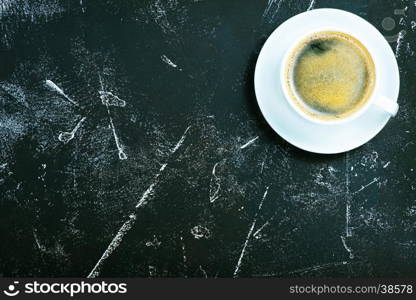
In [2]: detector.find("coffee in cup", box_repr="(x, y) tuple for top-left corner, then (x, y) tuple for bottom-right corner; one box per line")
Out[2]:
(283, 30), (376, 121)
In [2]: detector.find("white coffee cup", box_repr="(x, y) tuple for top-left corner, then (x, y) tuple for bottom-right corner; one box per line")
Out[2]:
(280, 28), (399, 125)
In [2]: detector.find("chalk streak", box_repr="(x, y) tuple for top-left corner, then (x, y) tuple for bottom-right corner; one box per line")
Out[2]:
(288, 261), (349, 275)
(161, 54), (181, 70)
(345, 152), (352, 237)
(180, 236), (188, 277)
(58, 117), (86, 144)
(80, 0), (86, 12)
(353, 177), (379, 194)
(199, 265), (208, 278)
(33, 228), (45, 252)
(180, 236), (187, 264)
(134, 124), (190, 207)
(346, 202), (352, 237)
(340, 236), (354, 259)
(402, 141), (414, 152)
(108, 115), (128, 160)
(395, 30), (406, 58)
(240, 136), (259, 149)
(233, 186), (269, 277)
(269, 0), (284, 20)
(135, 163), (167, 209)
(262, 0), (275, 18)
(253, 220), (270, 238)
(209, 161), (223, 203)
(307, 0), (316, 11)
(263, 0), (284, 21)
(99, 74), (127, 160)
(87, 214), (137, 278)
(45, 80), (78, 106)
(255, 261), (348, 277)
(87, 125), (191, 278)
(171, 126), (191, 153)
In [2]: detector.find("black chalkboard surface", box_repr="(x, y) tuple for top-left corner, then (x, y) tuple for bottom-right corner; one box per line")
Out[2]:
(0, 0), (415, 278)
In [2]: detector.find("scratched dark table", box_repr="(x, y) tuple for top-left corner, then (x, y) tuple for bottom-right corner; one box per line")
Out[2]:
(0, 0), (415, 278)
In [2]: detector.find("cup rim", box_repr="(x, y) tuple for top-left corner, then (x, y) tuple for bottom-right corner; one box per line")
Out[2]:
(280, 27), (379, 125)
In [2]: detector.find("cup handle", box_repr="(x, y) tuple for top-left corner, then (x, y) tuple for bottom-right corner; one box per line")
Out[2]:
(373, 95), (399, 117)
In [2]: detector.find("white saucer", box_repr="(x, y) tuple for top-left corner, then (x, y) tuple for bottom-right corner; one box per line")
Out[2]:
(254, 8), (400, 154)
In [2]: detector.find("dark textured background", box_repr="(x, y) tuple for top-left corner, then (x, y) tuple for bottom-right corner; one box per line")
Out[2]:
(0, 0), (415, 278)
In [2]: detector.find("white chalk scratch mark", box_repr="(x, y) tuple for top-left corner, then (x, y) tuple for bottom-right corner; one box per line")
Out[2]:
(33, 228), (45, 252)
(240, 136), (259, 149)
(286, 261), (348, 276)
(134, 163), (167, 209)
(255, 261), (348, 277)
(263, 0), (284, 21)
(87, 214), (137, 278)
(260, 160), (265, 174)
(402, 141), (414, 152)
(383, 161), (391, 169)
(134, 124), (191, 208)
(340, 236), (354, 259)
(353, 177), (380, 194)
(108, 115), (128, 160)
(233, 186), (269, 277)
(180, 236), (187, 262)
(45, 80), (78, 106)
(87, 125), (191, 278)
(171, 126), (191, 153)
(346, 201), (352, 237)
(395, 30), (406, 58)
(253, 221), (270, 239)
(180, 236), (188, 276)
(209, 161), (223, 203)
(0, 163), (7, 170)
(58, 117), (86, 144)
(199, 265), (208, 278)
(269, 0), (284, 20)
(397, 240), (416, 248)
(99, 91), (126, 107)
(263, 0), (275, 18)
(99, 74), (127, 160)
(73, 168), (77, 189)
(80, 0), (86, 12)
(307, 0), (316, 11)
(161, 54), (182, 70)
(345, 152), (352, 237)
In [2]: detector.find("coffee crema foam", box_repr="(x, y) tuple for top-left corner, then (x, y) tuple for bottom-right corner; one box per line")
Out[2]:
(285, 31), (376, 120)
